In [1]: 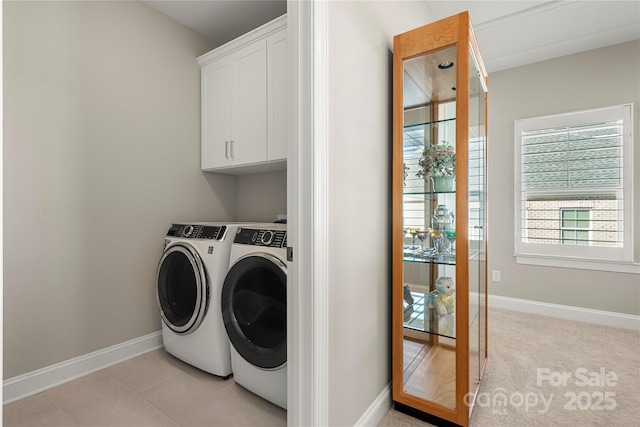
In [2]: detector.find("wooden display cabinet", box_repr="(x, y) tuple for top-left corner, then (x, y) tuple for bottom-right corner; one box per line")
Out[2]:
(392, 12), (488, 427)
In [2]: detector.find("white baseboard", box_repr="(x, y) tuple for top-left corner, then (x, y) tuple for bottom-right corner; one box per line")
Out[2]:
(354, 383), (392, 427)
(488, 295), (640, 330)
(3, 331), (163, 404)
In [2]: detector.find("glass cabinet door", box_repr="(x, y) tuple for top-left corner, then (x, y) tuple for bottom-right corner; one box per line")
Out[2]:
(392, 12), (488, 427)
(467, 47), (488, 409)
(401, 45), (459, 411)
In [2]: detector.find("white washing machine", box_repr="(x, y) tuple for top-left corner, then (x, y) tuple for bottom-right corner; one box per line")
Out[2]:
(221, 224), (288, 409)
(156, 222), (241, 378)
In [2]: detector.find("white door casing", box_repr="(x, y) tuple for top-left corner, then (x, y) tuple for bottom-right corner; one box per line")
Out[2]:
(286, 0), (329, 425)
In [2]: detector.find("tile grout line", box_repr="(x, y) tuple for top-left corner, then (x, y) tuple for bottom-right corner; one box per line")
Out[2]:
(185, 372), (286, 426)
(42, 380), (79, 426)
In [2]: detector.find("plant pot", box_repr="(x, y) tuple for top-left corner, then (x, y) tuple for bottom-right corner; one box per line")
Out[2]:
(431, 175), (455, 192)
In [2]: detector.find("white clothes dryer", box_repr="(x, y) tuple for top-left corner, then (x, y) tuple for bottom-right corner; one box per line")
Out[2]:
(156, 222), (240, 378)
(221, 224), (287, 409)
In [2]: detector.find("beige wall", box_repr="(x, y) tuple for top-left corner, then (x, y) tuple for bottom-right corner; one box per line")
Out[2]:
(3, 1), (238, 378)
(326, 1), (434, 425)
(488, 40), (640, 315)
(236, 171), (287, 222)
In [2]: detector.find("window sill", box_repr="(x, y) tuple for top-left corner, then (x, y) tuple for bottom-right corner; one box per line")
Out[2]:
(515, 254), (640, 274)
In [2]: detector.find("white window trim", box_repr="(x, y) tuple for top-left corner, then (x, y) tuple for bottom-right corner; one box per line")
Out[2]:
(513, 104), (638, 274)
(514, 254), (640, 274)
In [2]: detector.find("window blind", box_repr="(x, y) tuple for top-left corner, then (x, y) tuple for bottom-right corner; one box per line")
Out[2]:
(522, 120), (623, 189)
(518, 118), (625, 249)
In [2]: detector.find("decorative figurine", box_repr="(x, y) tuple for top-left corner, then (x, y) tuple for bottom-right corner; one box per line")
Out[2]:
(427, 277), (456, 336)
(427, 276), (455, 317)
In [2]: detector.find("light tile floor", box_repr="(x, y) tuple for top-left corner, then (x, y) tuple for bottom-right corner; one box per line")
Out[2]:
(3, 349), (287, 427)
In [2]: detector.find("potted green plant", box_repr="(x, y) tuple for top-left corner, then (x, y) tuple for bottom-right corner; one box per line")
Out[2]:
(416, 141), (456, 191)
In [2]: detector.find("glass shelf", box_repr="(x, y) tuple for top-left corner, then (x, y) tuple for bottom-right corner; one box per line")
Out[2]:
(404, 250), (481, 262)
(404, 325), (457, 340)
(403, 190), (456, 196)
(404, 118), (457, 151)
(403, 252), (456, 266)
(405, 117), (456, 127)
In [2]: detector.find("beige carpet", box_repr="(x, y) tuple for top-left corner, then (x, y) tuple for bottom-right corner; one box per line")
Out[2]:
(379, 307), (640, 426)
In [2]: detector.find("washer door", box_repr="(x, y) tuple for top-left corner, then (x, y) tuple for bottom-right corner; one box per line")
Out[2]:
(222, 253), (287, 369)
(156, 243), (208, 334)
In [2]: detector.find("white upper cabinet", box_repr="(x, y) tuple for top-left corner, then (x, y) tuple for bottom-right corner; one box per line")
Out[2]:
(267, 27), (288, 162)
(198, 15), (287, 174)
(228, 39), (268, 166)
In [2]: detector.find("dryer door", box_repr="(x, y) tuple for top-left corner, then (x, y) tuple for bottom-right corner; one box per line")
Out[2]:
(156, 243), (208, 334)
(222, 253), (287, 369)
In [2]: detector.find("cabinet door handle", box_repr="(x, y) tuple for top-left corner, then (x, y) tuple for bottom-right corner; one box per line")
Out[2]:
(225, 141), (229, 159)
(230, 140), (234, 160)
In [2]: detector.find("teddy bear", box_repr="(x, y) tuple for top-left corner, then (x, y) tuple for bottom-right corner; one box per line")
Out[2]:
(426, 276), (455, 336)
(426, 276), (455, 318)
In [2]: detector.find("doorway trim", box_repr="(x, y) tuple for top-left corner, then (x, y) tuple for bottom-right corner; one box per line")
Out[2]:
(287, 0), (329, 425)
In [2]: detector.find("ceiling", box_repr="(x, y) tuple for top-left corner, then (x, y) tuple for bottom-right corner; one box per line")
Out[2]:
(144, 0), (287, 47)
(430, 1), (640, 72)
(144, 0), (640, 73)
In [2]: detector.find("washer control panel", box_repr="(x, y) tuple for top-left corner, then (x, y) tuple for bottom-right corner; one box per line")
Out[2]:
(166, 224), (226, 240)
(234, 228), (287, 248)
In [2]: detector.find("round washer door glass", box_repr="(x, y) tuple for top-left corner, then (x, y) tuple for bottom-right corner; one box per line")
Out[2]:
(222, 253), (286, 369)
(156, 244), (208, 334)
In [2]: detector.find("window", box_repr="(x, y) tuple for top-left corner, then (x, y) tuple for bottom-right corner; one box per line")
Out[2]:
(560, 209), (590, 246)
(514, 104), (636, 272)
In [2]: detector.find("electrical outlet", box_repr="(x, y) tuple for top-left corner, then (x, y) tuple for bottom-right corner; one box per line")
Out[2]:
(492, 270), (501, 282)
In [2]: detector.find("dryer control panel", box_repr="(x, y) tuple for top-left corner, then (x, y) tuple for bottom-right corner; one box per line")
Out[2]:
(235, 228), (287, 248)
(167, 224), (227, 240)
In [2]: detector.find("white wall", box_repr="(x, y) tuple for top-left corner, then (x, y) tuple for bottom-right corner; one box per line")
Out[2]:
(3, 1), (237, 379)
(488, 40), (640, 315)
(325, 2), (434, 425)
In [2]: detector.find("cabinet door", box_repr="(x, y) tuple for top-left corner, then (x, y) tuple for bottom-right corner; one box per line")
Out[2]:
(267, 27), (288, 161)
(202, 58), (233, 169)
(231, 39), (268, 166)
